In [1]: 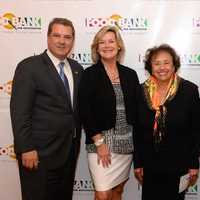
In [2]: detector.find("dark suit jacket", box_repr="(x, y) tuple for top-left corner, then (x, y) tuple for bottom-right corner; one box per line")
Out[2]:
(78, 60), (140, 144)
(134, 78), (200, 172)
(10, 51), (83, 169)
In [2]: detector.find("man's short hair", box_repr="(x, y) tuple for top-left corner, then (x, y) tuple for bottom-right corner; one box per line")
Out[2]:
(47, 18), (75, 37)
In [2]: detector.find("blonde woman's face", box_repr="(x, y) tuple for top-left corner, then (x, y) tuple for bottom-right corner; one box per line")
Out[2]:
(97, 31), (119, 62)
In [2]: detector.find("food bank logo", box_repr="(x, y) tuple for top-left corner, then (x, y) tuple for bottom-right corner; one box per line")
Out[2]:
(0, 144), (16, 160)
(181, 54), (200, 66)
(0, 80), (12, 96)
(186, 184), (198, 196)
(85, 14), (149, 31)
(71, 53), (92, 68)
(74, 179), (94, 191)
(193, 17), (200, 28)
(138, 53), (200, 67)
(0, 12), (42, 31)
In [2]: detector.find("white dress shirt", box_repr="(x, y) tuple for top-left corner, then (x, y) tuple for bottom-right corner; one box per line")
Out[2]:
(47, 49), (74, 107)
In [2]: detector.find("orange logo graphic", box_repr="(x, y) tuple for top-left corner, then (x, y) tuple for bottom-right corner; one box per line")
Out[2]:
(0, 80), (12, 95)
(0, 144), (16, 159)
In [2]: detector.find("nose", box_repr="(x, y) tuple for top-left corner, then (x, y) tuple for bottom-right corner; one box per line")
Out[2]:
(105, 41), (110, 47)
(58, 36), (66, 44)
(159, 62), (165, 69)
(102, 41), (110, 48)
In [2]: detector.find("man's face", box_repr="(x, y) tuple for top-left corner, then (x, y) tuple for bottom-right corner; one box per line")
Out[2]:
(47, 24), (74, 60)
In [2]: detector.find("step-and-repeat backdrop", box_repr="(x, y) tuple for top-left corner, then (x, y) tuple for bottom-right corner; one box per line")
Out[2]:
(1, 0), (200, 199)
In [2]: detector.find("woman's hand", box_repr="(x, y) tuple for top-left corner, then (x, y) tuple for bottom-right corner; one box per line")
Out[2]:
(189, 169), (199, 186)
(134, 168), (144, 185)
(96, 143), (111, 168)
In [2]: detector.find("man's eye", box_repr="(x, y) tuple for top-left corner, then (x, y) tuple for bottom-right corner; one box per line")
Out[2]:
(52, 34), (60, 38)
(64, 36), (73, 40)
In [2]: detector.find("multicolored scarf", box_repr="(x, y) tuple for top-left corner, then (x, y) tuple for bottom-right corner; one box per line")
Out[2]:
(143, 74), (180, 151)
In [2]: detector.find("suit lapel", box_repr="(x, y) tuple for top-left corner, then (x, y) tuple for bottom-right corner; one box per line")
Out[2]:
(41, 51), (73, 111)
(68, 59), (79, 110)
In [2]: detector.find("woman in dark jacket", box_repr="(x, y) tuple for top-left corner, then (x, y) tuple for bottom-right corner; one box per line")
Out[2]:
(134, 44), (200, 200)
(79, 25), (139, 200)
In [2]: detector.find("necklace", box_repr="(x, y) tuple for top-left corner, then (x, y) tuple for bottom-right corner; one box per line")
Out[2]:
(104, 67), (120, 83)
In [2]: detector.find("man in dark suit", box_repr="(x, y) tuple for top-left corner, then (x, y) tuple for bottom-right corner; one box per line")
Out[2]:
(10, 18), (83, 200)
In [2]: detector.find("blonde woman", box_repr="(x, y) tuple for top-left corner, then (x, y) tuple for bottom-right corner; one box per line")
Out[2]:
(79, 26), (140, 200)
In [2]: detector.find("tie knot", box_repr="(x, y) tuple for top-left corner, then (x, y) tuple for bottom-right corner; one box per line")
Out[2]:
(59, 62), (65, 69)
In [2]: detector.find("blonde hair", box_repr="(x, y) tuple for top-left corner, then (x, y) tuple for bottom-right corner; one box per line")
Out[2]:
(91, 26), (125, 64)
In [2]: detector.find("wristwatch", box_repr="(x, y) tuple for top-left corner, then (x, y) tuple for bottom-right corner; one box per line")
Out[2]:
(94, 136), (105, 147)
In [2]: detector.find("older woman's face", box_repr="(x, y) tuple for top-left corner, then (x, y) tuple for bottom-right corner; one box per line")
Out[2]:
(97, 31), (119, 62)
(151, 51), (175, 84)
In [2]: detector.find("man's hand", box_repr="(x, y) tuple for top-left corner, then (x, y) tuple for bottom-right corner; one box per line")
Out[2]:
(21, 150), (39, 170)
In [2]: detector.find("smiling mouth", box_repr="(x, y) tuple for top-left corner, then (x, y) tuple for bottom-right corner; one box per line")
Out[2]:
(103, 50), (114, 53)
(57, 46), (65, 48)
(157, 73), (169, 77)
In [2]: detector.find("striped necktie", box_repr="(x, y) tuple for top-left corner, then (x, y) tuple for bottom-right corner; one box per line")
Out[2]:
(58, 62), (71, 103)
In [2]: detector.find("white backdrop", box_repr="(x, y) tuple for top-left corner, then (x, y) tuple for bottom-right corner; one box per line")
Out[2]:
(0, 0), (200, 200)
